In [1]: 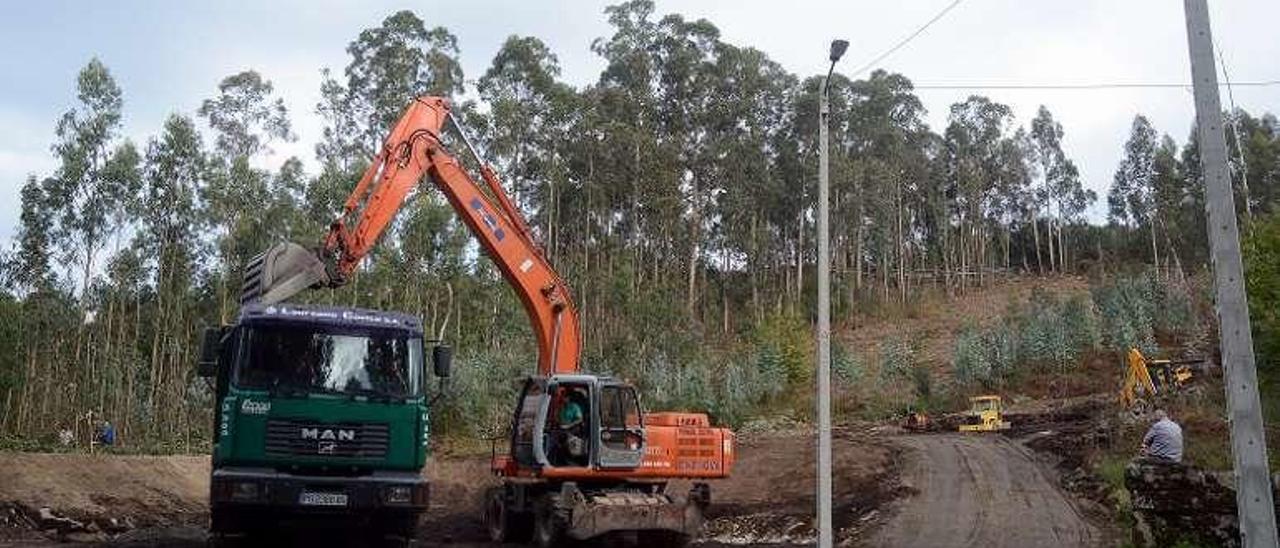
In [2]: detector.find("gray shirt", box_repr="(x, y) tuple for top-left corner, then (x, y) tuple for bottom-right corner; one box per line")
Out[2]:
(1143, 418), (1184, 462)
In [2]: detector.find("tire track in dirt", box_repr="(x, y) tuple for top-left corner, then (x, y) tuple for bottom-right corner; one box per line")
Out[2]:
(870, 434), (1097, 548)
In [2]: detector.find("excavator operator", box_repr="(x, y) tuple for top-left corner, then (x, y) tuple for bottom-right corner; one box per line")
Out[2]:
(551, 386), (588, 466)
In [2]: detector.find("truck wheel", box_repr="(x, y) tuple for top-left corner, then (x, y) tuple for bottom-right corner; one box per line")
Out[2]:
(485, 488), (532, 542)
(209, 508), (254, 547)
(376, 514), (419, 547)
(532, 495), (564, 548)
(209, 508), (242, 538)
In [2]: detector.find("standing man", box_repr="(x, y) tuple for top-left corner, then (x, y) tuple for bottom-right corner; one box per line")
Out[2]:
(1140, 409), (1184, 463)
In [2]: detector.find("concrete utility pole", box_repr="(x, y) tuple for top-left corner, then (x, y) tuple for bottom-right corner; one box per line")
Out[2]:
(817, 38), (847, 548)
(1182, 1), (1279, 545)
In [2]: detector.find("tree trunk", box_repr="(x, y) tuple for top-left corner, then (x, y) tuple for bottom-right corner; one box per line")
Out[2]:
(796, 214), (804, 307)
(1046, 217), (1056, 274)
(1149, 220), (1161, 280)
(896, 183), (906, 303)
(1030, 212), (1043, 275)
(751, 214), (761, 324)
(1056, 217), (1066, 273)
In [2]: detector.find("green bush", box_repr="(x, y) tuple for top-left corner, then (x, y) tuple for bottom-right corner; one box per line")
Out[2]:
(878, 337), (915, 383)
(1061, 294), (1102, 352)
(1015, 290), (1100, 372)
(753, 313), (812, 388)
(433, 348), (528, 438)
(1245, 213), (1280, 368)
(1154, 276), (1198, 337)
(953, 327), (994, 385)
(1092, 273), (1158, 355)
(910, 363), (932, 401)
(952, 290), (1101, 386)
(832, 343), (864, 385)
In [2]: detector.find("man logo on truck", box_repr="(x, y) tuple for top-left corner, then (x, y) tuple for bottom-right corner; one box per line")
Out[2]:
(301, 428), (356, 442)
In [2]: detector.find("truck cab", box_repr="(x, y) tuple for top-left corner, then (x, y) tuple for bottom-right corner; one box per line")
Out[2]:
(198, 303), (450, 543)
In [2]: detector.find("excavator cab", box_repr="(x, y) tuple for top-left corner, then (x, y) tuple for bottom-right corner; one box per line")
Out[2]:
(509, 375), (646, 472)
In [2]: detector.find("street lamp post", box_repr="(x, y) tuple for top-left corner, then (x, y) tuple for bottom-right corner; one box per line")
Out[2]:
(817, 38), (848, 548)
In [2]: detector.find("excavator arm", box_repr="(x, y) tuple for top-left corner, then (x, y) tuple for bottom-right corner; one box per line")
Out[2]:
(241, 96), (581, 376)
(1119, 347), (1159, 409)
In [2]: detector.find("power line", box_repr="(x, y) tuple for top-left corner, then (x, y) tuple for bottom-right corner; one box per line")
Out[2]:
(846, 0), (965, 79)
(909, 80), (1280, 90)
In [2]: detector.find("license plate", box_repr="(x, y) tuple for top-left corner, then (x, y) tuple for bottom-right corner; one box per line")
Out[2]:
(299, 492), (348, 507)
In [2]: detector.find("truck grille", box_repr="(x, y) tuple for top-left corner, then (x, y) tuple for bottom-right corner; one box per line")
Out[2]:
(264, 419), (390, 459)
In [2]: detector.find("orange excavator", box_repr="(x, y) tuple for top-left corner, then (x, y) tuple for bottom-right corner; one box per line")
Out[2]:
(242, 96), (734, 547)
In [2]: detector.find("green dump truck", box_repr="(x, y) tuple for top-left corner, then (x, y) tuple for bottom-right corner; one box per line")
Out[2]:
(197, 303), (450, 544)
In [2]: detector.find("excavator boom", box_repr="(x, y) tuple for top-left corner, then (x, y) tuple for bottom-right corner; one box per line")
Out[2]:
(241, 97), (581, 376)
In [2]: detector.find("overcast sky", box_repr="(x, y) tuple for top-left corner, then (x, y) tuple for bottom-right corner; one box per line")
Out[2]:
(2, 0), (1278, 249)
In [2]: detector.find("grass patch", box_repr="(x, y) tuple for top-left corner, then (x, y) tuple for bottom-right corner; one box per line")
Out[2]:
(1096, 454), (1137, 545)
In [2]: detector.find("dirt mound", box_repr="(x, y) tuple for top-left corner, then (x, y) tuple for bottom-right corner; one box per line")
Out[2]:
(0, 453), (209, 543)
(0, 453), (209, 527)
(699, 427), (901, 546)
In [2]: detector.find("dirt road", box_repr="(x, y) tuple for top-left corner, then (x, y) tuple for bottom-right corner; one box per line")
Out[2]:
(871, 434), (1098, 548)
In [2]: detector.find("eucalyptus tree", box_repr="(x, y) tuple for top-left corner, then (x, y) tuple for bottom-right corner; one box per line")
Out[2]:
(137, 114), (207, 437)
(8, 177), (57, 294)
(589, 0), (667, 296)
(992, 129), (1035, 271)
(944, 96), (1014, 288)
(844, 70), (930, 299)
(1029, 106), (1062, 272)
(46, 58), (141, 302)
(1229, 111), (1280, 216)
(1052, 159), (1095, 271)
(705, 45), (795, 326)
(478, 35), (578, 259)
(317, 10), (464, 166)
(199, 71), (292, 159)
(1029, 106), (1092, 273)
(652, 13), (722, 320)
(1109, 115), (1161, 270)
(198, 70), (294, 320)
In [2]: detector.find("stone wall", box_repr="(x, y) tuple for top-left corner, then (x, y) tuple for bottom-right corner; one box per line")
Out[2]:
(1125, 460), (1279, 547)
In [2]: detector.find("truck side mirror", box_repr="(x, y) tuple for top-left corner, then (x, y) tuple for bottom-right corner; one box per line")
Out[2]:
(198, 327), (226, 378)
(432, 345), (452, 378)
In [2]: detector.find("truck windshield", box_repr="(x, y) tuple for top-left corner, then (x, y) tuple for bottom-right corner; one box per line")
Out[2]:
(237, 325), (422, 397)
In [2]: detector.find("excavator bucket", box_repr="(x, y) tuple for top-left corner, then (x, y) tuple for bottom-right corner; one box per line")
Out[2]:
(240, 242), (331, 305)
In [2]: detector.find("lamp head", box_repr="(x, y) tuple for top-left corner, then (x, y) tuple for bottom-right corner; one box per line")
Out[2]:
(829, 39), (849, 62)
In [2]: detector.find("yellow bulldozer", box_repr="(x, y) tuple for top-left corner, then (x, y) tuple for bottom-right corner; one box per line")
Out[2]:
(958, 395), (1011, 432)
(1118, 348), (1198, 412)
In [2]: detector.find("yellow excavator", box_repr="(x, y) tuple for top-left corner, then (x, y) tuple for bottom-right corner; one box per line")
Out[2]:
(1118, 348), (1197, 411)
(958, 395), (1011, 432)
